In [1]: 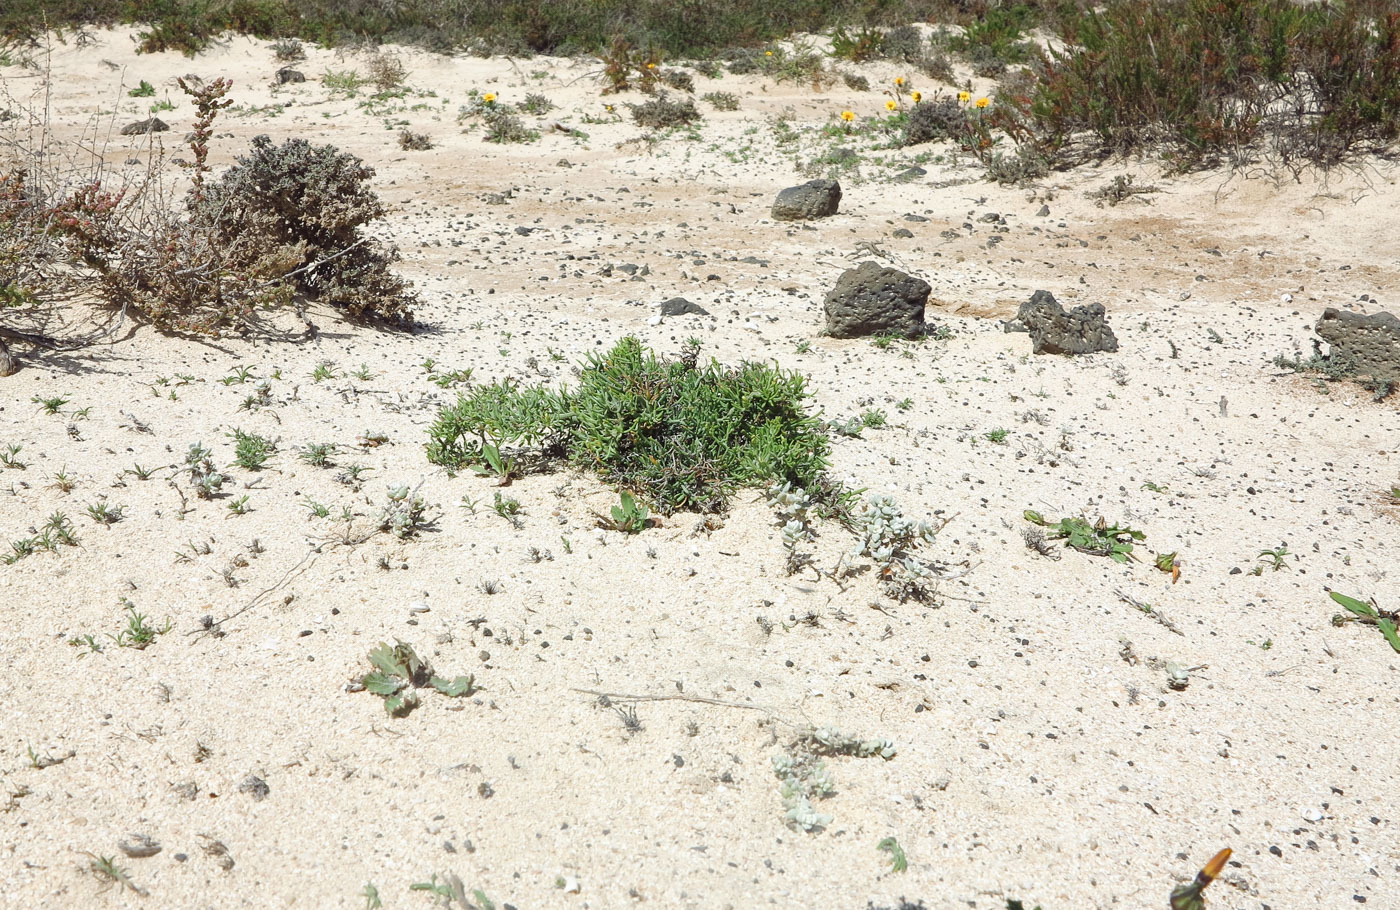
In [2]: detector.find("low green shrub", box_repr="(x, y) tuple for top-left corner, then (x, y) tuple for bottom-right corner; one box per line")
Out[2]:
(426, 337), (830, 514)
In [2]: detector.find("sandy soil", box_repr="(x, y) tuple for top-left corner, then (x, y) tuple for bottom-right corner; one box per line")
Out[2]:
(1, 27), (1398, 910)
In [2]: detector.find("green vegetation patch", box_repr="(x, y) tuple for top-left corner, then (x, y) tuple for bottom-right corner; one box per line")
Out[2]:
(427, 337), (829, 514)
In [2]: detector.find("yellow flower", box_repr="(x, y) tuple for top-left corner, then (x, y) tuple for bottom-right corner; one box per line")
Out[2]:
(895, 76), (905, 86)
(482, 92), (497, 104)
(958, 90), (971, 103)
(910, 91), (922, 103)
(765, 50), (774, 56)
(975, 97), (990, 109)
(841, 110), (855, 122)
(885, 100), (897, 111)
(646, 62), (657, 69)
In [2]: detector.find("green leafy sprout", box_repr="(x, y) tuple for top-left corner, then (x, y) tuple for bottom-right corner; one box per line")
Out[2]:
(361, 641), (477, 717)
(1024, 510), (1144, 563)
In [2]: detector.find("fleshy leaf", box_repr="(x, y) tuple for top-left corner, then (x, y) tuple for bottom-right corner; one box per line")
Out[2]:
(1378, 618), (1400, 654)
(363, 671), (403, 696)
(1330, 591), (1377, 618)
(383, 689), (420, 717)
(368, 642), (406, 677)
(429, 674), (477, 697)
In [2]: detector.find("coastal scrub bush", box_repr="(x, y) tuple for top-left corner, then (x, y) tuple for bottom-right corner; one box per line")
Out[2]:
(1028, 0), (1400, 168)
(196, 134), (416, 321)
(630, 94), (701, 129)
(426, 337), (829, 514)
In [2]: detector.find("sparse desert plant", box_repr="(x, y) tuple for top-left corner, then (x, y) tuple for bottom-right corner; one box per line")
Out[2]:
(109, 599), (171, 649)
(660, 68), (695, 93)
(630, 94), (701, 129)
(128, 79), (156, 97)
(829, 25), (884, 62)
(409, 872), (495, 908)
(85, 500), (125, 525)
(702, 91), (739, 111)
(880, 25), (925, 63)
(482, 107), (540, 143)
(426, 337), (829, 514)
(773, 726), (895, 833)
(196, 134), (416, 322)
(229, 428), (274, 470)
(904, 95), (972, 146)
(322, 69), (366, 95)
(185, 442), (226, 498)
(597, 490), (649, 533)
(271, 38), (305, 62)
(377, 484), (434, 538)
(877, 836), (908, 873)
(365, 52), (407, 92)
(517, 92), (555, 114)
(1031, 0), (1400, 170)
(358, 640), (476, 717)
(398, 129), (433, 150)
(1024, 510), (1144, 563)
(845, 494), (946, 601)
(299, 442), (337, 467)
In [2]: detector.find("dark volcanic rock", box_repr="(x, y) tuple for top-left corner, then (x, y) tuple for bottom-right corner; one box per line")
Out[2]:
(275, 67), (306, 84)
(659, 297), (709, 317)
(823, 261), (928, 338)
(1315, 308), (1400, 381)
(120, 117), (169, 136)
(1017, 290), (1118, 355)
(771, 179), (841, 221)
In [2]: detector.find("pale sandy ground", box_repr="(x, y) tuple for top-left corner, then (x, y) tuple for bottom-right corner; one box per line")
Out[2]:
(1, 27), (1398, 910)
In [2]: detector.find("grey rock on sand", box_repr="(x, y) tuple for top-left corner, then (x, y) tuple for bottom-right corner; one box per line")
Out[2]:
(120, 117), (169, 135)
(823, 260), (929, 338)
(1016, 289), (1119, 355)
(659, 297), (709, 317)
(1315, 307), (1400, 380)
(771, 179), (841, 221)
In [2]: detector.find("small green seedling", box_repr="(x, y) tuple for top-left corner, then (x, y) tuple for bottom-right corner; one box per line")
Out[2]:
(109, 601), (171, 649)
(1329, 591), (1400, 653)
(1024, 510), (1144, 563)
(360, 641), (477, 717)
(227, 495), (251, 515)
(1258, 546), (1289, 572)
(877, 836), (907, 872)
(985, 427), (1009, 444)
(220, 366), (255, 385)
(492, 492), (521, 521)
(311, 361), (339, 382)
(300, 442), (337, 467)
(361, 883), (382, 909)
(0, 444), (25, 469)
(32, 394), (69, 415)
(229, 429), (275, 470)
(409, 872), (495, 908)
(87, 853), (146, 895)
(86, 501), (125, 525)
(473, 442), (516, 483)
(598, 490), (649, 533)
(128, 80), (155, 97)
